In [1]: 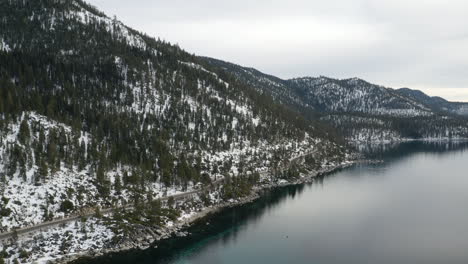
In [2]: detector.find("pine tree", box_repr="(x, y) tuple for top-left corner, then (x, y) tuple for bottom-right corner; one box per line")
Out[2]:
(36, 159), (48, 184)
(18, 119), (30, 145)
(114, 174), (122, 194)
(47, 140), (57, 171)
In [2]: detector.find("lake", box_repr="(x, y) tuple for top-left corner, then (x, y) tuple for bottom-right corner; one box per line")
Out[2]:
(79, 141), (468, 264)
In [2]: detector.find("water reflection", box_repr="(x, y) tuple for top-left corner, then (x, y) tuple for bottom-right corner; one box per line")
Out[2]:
(74, 183), (309, 264)
(76, 141), (468, 264)
(355, 140), (468, 160)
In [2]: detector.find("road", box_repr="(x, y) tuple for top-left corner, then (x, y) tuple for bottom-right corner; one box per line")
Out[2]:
(0, 179), (224, 241)
(0, 151), (314, 241)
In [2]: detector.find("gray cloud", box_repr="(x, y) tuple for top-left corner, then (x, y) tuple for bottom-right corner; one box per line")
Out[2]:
(89, 0), (468, 101)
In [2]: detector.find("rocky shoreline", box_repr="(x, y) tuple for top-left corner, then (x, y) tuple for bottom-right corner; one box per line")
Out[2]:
(54, 159), (370, 264)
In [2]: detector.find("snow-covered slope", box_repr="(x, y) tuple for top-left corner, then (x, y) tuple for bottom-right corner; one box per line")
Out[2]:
(396, 87), (468, 116)
(202, 58), (468, 142)
(288, 77), (432, 117)
(202, 57), (304, 109)
(0, 0), (346, 237)
(204, 57), (468, 118)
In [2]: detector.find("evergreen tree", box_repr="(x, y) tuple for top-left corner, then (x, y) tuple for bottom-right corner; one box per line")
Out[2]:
(18, 119), (30, 145)
(37, 159), (48, 184)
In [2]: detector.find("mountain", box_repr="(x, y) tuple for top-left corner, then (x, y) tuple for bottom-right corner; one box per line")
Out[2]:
(203, 58), (468, 142)
(0, 1), (347, 262)
(1, 0), (467, 262)
(396, 88), (468, 116)
(288, 77), (433, 116)
(205, 57), (468, 117)
(202, 57), (302, 108)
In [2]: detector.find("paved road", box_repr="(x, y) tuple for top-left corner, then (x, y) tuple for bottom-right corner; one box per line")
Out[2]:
(0, 179), (224, 241)
(0, 151), (313, 241)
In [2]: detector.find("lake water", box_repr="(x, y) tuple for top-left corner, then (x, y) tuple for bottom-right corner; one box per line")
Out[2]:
(79, 141), (468, 264)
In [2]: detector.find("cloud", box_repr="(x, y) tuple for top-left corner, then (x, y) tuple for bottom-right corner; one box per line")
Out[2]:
(89, 0), (468, 101)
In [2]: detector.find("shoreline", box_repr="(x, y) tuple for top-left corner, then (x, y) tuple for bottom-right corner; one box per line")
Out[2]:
(349, 137), (468, 144)
(55, 158), (371, 264)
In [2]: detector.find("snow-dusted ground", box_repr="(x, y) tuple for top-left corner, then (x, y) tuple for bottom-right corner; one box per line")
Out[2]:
(0, 186), (223, 264)
(2, 168), (97, 230)
(0, 155), (352, 264)
(3, 218), (113, 264)
(0, 113), (96, 231)
(0, 110), (338, 263)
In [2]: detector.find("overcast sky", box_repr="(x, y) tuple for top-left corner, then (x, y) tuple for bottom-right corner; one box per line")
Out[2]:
(89, 0), (468, 101)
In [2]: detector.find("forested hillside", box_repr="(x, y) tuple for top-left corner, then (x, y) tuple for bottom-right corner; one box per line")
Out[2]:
(2, 0), (466, 262)
(204, 58), (468, 142)
(0, 0), (345, 238)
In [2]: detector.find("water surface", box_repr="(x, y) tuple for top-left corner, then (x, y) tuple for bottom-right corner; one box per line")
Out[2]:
(80, 141), (468, 264)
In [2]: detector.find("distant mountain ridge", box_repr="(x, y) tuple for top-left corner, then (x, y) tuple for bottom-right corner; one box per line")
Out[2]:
(204, 57), (468, 117)
(287, 76), (432, 117)
(203, 57), (468, 141)
(395, 87), (468, 115)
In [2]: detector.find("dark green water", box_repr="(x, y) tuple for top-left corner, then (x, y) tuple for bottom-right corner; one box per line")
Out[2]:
(78, 141), (468, 264)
